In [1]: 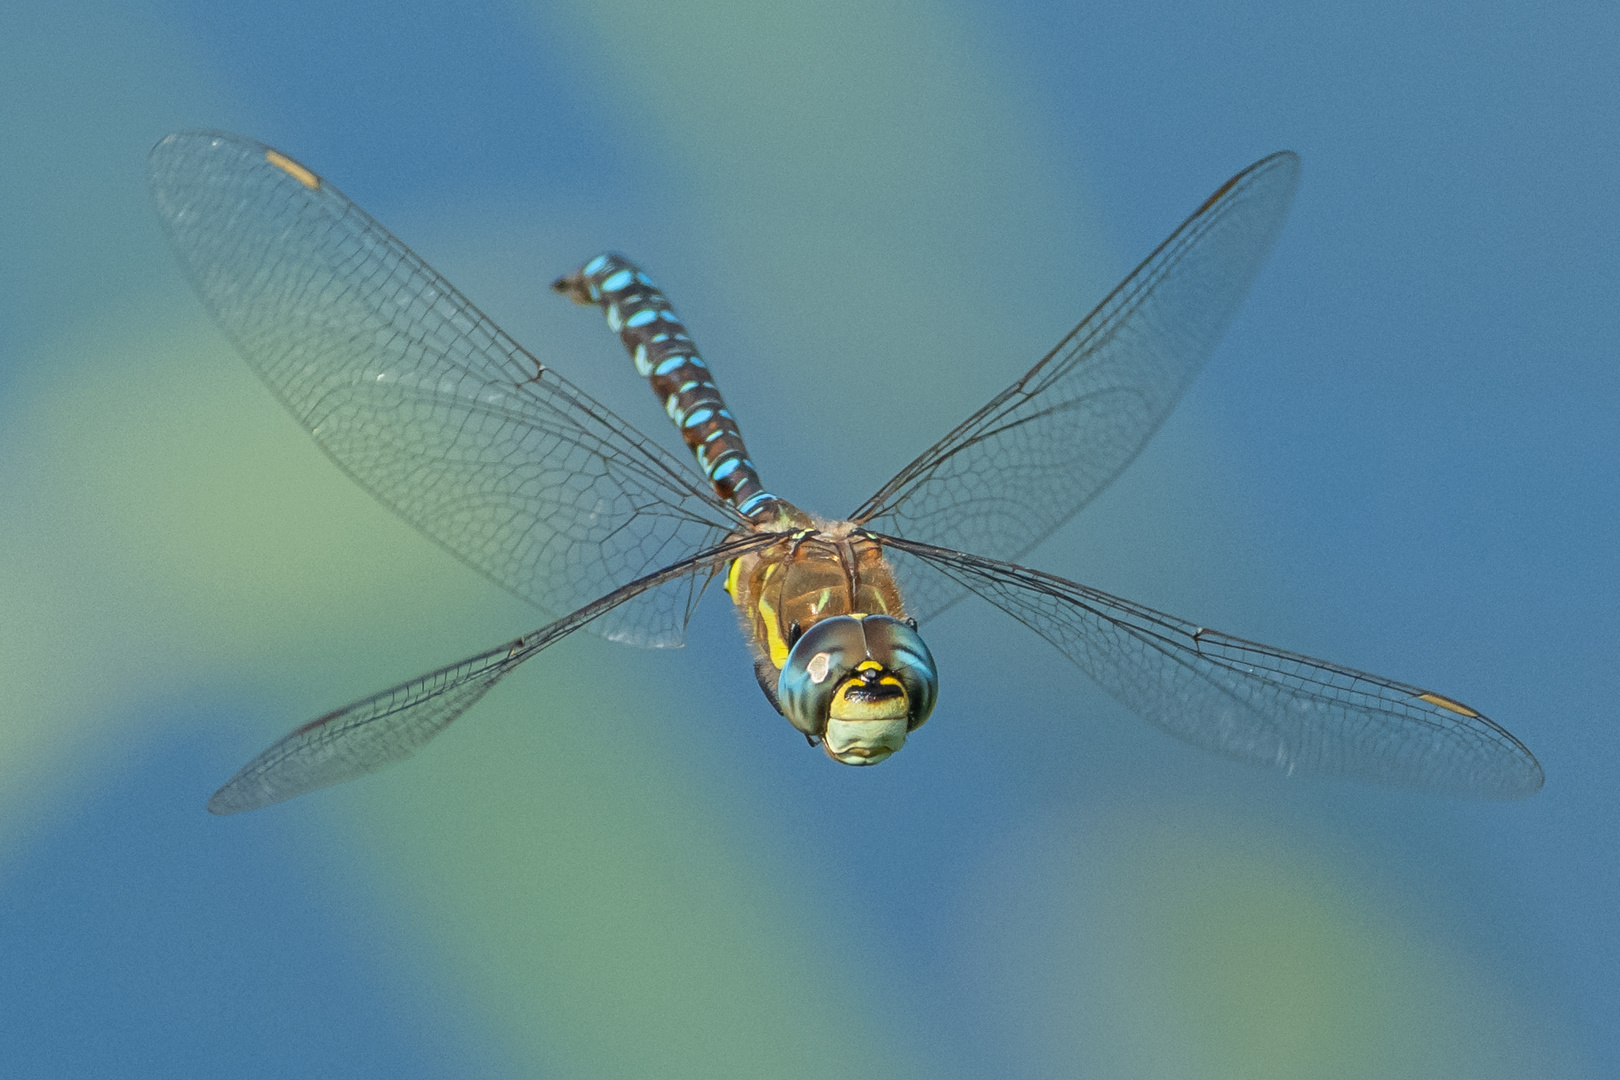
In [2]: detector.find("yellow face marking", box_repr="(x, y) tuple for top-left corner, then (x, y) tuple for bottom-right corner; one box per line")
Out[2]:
(265, 149), (319, 190)
(830, 674), (908, 720)
(856, 660), (883, 672)
(1418, 692), (1480, 718)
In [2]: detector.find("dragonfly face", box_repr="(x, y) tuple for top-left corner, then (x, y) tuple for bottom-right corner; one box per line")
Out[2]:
(778, 613), (938, 765)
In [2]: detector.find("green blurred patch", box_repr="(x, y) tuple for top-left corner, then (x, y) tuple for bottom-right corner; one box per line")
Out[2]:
(0, 305), (498, 838)
(35, 314), (478, 647)
(1124, 822), (1470, 1079)
(969, 807), (1570, 1080)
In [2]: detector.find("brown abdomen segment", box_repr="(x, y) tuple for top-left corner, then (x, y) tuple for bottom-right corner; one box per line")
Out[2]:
(553, 253), (784, 521)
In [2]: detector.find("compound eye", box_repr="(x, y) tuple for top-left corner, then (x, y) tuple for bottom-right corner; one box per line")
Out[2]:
(859, 615), (938, 732)
(774, 616), (867, 738)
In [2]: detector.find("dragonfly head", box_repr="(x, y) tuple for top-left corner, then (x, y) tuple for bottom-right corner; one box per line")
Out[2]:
(777, 614), (937, 765)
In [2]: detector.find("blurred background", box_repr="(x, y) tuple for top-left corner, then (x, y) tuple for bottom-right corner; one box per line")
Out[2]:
(1, 1), (1615, 1077)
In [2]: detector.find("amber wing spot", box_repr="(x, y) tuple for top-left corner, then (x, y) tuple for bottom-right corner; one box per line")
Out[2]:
(1417, 691), (1481, 718)
(1193, 174), (1240, 216)
(265, 149), (320, 190)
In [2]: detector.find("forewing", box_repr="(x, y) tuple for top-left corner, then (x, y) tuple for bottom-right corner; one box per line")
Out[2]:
(881, 537), (1543, 799)
(148, 132), (740, 646)
(207, 533), (775, 813)
(856, 153), (1300, 620)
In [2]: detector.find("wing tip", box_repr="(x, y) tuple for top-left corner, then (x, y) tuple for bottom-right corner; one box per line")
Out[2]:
(205, 792), (239, 816)
(1510, 755), (1547, 799)
(205, 784), (255, 815)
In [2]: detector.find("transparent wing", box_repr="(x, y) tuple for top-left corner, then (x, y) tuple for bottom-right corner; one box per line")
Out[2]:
(880, 535), (1543, 799)
(854, 153), (1300, 620)
(207, 533), (775, 814)
(149, 131), (742, 646)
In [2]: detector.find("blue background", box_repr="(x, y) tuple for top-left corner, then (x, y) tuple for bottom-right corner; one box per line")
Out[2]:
(1, 1), (1615, 1077)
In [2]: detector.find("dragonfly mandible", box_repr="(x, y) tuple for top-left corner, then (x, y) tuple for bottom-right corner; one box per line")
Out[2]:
(145, 132), (1543, 813)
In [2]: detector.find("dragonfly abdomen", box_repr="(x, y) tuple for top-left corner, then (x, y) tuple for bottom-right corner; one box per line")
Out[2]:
(554, 254), (781, 520)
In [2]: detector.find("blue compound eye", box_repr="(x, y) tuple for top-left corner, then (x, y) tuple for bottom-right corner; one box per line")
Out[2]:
(777, 615), (938, 766)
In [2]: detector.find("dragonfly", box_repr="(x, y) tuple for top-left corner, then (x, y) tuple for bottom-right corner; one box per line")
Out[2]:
(146, 131), (1543, 814)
